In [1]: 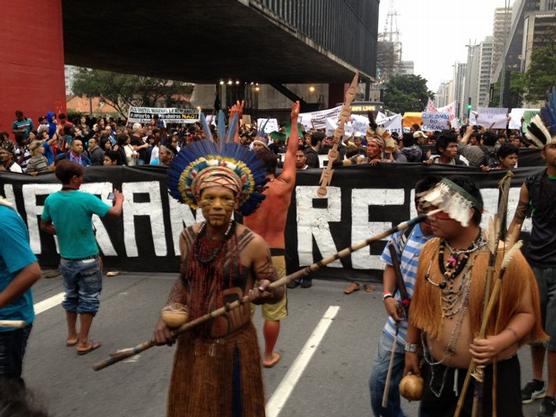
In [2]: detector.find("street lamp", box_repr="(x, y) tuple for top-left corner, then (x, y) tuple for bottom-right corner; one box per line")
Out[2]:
(309, 85), (316, 93)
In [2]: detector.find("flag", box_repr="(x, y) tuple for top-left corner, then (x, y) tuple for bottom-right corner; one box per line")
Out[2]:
(425, 98), (437, 113)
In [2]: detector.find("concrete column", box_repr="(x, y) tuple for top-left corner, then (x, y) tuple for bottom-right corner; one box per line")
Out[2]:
(0, 0), (66, 134)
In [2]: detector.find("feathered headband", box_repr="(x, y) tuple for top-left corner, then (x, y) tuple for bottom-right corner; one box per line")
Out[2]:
(168, 111), (266, 216)
(526, 86), (556, 148)
(420, 178), (483, 227)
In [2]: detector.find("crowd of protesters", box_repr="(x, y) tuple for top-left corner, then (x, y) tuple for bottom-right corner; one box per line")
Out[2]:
(0, 109), (537, 176)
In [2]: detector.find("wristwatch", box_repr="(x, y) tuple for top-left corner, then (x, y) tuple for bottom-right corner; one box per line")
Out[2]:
(404, 342), (418, 353)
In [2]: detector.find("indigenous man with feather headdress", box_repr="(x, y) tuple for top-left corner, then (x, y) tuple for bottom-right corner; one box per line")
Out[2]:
(404, 176), (546, 417)
(508, 88), (556, 417)
(153, 121), (285, 417)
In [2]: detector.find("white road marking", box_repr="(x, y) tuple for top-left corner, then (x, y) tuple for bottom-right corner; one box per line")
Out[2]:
(123, 355), (141, 363)
(34, 292), (65, 315)
(265, 305), (340, 417)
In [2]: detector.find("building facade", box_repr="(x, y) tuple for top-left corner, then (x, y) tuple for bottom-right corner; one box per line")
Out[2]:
(492, 7), (512, 79)
(477, 37), (494, 107)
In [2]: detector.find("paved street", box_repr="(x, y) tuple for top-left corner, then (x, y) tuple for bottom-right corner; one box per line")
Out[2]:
(25, 272), (539, 417)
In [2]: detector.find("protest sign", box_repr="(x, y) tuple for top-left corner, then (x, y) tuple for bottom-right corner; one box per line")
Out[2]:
(437, 102), (457, 121)
(422, 112), (449, 131)
(378, 114), (403, 135)
(127, 107), (199, 124)
(257, 118), (279, 134)
(425, 98), (437, 113)
(325, 114), (370, 137)
(508, 108), (539, 130)
(299, 106), (342, 130)
(469, 107), (508, 129)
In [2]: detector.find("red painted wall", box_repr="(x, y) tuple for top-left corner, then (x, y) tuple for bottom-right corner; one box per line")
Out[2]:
(0, 0), (66, 137)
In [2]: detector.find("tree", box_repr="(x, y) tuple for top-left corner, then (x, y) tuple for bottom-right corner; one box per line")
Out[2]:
(522, 27), (556, 103)
(72, 68), (194, 118)
(382, 74), (434, 114)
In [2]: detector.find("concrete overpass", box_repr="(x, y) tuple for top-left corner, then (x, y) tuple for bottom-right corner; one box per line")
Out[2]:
(1, 0), (379, 132)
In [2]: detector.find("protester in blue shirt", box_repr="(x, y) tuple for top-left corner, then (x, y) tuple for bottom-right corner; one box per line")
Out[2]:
(41, 160), (123, 355)
(369, 176), (439, 417)
(0, 198), (42, 384)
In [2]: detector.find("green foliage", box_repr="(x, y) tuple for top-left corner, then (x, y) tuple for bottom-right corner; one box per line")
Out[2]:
(382, 74), (434, 114)
(72, 69), (194, 118)
(522, 27), (556, 103)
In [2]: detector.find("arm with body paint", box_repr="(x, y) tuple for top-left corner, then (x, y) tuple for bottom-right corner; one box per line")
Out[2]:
(153, 229), (191, 345)
(279, 101), (300, 185)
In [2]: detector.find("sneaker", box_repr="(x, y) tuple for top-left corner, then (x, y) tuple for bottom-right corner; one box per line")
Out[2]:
(522, 379), (546, 404)
(300, 277), (312, 288)
(538, 396), (556, 417)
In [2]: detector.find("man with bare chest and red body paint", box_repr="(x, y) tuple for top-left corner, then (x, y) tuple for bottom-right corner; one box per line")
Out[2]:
(244, 101), (300, 368)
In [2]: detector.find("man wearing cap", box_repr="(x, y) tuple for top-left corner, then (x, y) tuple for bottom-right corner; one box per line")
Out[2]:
(508, 112), (556, 417)
(0, 141), (23, 173)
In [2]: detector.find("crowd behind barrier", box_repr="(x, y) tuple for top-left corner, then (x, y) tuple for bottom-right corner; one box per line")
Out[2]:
(0, 109), (545, 175)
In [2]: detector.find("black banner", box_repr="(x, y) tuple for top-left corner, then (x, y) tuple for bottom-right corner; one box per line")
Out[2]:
(0, 164), (543, 281)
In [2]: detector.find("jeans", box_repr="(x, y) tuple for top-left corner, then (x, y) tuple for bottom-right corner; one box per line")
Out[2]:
(532, 266), (556, 350)
(59, 257), (102, 315)
(369, 332), (407, 417)
(0, 326), (32, 380)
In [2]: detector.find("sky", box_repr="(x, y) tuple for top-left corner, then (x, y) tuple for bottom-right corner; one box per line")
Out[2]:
(378, 0), (512, 92)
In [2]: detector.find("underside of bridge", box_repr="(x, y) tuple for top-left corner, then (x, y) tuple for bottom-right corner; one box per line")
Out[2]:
(62, 0), (374, 83)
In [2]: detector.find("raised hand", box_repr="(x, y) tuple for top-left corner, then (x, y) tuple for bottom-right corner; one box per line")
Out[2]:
(291, 101), (300, 120)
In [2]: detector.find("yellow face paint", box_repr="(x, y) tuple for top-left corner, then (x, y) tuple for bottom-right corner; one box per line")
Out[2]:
(199, 186), (237, 227)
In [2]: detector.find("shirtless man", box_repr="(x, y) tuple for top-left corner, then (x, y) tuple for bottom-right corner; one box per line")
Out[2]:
(243, 101), (300, 368)
(404, 176), (545, 417)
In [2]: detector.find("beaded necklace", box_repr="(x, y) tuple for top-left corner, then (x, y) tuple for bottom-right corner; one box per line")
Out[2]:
(194, 220), (236, 264)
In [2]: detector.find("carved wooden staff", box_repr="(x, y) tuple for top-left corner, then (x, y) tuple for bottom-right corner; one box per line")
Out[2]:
(93, 210), (439, 371)
(317, 72), (359, 197)
(454, 171), (513, 417)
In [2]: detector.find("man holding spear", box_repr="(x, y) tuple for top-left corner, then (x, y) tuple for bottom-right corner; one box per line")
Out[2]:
(153, 120), (284, 417)
(369, 176), (439, 417)
(404, 176), (546, 417)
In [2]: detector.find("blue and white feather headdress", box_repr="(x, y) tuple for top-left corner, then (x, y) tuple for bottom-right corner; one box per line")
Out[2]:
(168, 111), (266, 216)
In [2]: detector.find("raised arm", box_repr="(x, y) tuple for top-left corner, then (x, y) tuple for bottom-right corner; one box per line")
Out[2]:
(459, 124), (474, 145)
(280, 101), (300, 184)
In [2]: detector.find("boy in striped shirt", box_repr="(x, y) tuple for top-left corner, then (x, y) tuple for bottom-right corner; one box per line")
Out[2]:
(369, 176), (439, 417)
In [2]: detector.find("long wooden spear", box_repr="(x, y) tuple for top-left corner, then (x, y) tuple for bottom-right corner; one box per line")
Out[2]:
(93, 210), (439, 371)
